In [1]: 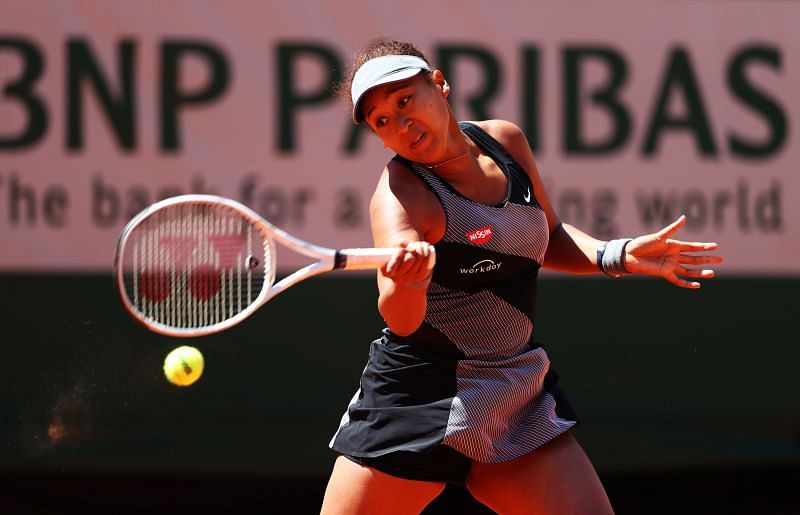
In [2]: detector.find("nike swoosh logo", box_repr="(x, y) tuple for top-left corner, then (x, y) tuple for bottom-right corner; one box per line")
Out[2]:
(523, 187), (531, 203)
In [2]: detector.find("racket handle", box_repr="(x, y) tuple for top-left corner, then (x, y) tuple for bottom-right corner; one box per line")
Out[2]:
(335, 246), (436, 270)
(335, 248), (395, 270)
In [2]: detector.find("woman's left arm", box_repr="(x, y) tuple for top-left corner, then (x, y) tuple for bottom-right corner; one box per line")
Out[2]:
(491, 120), (722, 288)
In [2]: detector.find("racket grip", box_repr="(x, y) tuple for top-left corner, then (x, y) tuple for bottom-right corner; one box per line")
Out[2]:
(335, 248), (396, 270)
(335, 246), (436, 270)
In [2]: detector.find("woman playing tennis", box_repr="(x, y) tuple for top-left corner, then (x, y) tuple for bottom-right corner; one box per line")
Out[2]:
(322, 39), (722, 515)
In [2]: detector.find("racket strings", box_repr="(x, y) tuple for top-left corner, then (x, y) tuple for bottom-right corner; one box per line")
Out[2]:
(123, 202), (273, 330)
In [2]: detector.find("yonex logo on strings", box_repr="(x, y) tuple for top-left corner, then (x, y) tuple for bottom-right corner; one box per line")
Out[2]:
(460, 259), (502, 274)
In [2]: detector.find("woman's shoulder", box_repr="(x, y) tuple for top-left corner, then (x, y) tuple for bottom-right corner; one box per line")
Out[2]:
(468, 119), (534, 159)
(371, 158), (436, 209)
(466, 119), (524, 139)
(384, 156), (427, 192)
(369, 158), (444, 241)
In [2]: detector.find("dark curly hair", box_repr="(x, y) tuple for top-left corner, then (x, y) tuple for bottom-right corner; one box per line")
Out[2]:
(336, 39), (433, 119)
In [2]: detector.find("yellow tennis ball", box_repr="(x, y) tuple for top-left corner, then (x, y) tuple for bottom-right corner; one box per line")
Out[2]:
(163, 346), (204, 386)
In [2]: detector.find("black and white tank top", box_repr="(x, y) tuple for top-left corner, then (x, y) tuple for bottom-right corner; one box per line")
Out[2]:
(396, 121), (549, 360)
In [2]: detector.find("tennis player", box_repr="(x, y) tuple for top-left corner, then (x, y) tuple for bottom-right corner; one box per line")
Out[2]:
(322, 39), (722, 515)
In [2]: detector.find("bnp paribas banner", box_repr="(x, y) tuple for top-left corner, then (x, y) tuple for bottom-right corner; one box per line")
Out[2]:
(1, 0), (797, 274)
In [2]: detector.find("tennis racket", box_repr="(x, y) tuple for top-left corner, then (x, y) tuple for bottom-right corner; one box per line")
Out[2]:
(114, 194), (434, 337)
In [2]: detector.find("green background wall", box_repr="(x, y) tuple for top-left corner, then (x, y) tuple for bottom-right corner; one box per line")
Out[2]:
(1, 274), (798, 513)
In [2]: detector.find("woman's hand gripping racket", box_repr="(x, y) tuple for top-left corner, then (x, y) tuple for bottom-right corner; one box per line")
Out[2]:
(114, 194), (435, 337)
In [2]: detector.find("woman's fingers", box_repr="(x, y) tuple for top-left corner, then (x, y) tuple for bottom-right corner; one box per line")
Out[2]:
(403, 242), (436, 269)
(668, 240), (719, 252)
(384, 242), (436, 283)
(676, 265), (715, 279)
(678, 253), (724, 266)
(656, 215), (687, 239)
(383, 247), (407, 275)
(424, 245), (436, 269)
(401, 249), (428, 276)
(666, 272), (701, 289)
(630, 223), (721, 289)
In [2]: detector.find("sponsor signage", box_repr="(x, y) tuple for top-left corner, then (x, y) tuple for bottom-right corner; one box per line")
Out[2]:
(1, 1), (797, 274)
(466, 226), (494, 245)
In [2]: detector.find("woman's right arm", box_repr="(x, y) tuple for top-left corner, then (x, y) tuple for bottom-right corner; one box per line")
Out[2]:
(370, 161), (443, 336)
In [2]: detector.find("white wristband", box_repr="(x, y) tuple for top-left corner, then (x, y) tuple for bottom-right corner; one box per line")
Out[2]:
(598, 238), (633, 277)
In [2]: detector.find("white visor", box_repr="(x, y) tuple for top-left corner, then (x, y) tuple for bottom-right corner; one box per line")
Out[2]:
(351, 55), (431, 123)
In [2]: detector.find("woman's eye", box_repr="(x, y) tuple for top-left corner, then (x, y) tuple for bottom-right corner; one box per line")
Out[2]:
(398, 96), (410, 107)
(375, 117), (387, 127)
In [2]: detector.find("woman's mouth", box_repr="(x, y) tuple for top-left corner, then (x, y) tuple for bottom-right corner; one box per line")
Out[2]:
(410, 132), (425, 149)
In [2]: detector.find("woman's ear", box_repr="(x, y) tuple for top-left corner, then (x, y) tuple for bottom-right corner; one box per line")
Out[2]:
(432, 69), (448, 98)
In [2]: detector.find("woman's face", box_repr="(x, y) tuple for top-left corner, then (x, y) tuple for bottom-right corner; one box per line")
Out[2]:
(360, 71), (453, 164)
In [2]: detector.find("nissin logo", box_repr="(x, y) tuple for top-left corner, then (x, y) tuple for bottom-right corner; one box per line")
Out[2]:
(460, 259), (502, 274)
(466, 226), (493, 244)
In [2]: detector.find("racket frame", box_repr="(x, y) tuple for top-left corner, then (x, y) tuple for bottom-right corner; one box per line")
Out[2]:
(114, 194), (396, 337)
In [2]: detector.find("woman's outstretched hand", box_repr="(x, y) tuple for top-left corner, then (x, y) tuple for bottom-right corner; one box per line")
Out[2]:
(624, 215), (723, 289)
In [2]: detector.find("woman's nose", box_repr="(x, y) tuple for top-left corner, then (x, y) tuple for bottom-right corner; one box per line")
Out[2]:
(396, 114), (412, 134)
